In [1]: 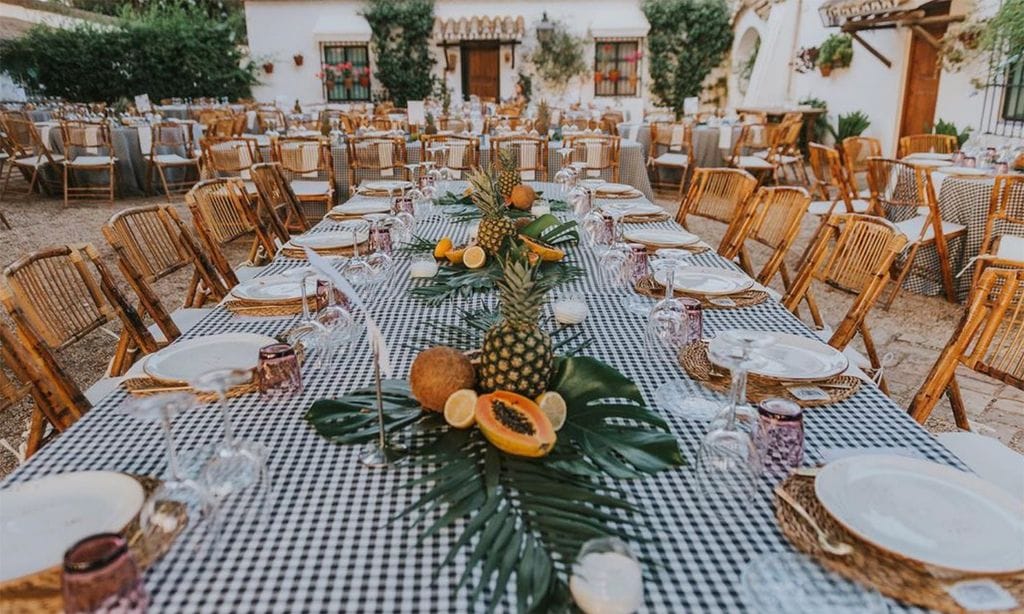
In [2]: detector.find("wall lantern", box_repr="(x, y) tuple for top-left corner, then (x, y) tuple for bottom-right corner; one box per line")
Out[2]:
(536, 12), (554, 44)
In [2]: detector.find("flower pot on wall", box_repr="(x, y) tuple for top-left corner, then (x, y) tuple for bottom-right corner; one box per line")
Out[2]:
(326, 79), (335, 90)
(359, 74), (370, 87)
(263, 62), (274, 74)
(293, 54), (304, 66)
(594, 72), (604, 84)
(343, 77), (354, 89)
(819, 64), (832, 76)
(609, 69), (620, 82)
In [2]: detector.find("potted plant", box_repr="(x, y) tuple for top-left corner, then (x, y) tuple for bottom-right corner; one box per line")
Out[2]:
(338, 62), (355, 88)
(293, 54), (304, 66)
(794, 46), (819, 74)
(608, 65), (620, 82)
(358, 66), (370, 87)
(818, 34), (853, 76)
(319, 64), (336, 89)
(594, 71), (605, 84)
(262, 61), (274, 74)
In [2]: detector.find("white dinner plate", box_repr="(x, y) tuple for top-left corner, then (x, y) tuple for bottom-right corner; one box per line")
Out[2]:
(360, 180), (412, 192)
(331, 201), (392, 215)
(289, 230), (370, 250)
(936, 166), (991, 177)
(595, 183), (635, 194)
(904, 152), (954, 161)
(143, 332), (276, 383)
(580, 179), (606, 189)
(624, 229), (700, 247)
(230, 275), (317, 303)
(708, 330), (849, 380)
(816, 455), (1024, 574)
(904, 158), (953, 168)
(655, 266), (753, 296)
(0, 471), (144, 582)
(601, 202), (664, 216)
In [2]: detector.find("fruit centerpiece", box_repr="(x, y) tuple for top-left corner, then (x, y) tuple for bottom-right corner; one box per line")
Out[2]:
(305, 251), (684, 611)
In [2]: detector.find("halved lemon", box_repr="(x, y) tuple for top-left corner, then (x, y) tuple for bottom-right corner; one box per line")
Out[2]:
(444, 389), (478, 429)
(463, 245), (487, 269)
(535, 391), (567, 431)
(434, 237), (453, 259)
(444, 246), (467, 264)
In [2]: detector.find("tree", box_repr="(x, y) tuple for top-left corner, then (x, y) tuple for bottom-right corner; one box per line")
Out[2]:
(643, 0), (733, 117)
(361, 0), (436, 106)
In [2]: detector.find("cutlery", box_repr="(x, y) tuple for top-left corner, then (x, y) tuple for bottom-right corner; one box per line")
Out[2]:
(774, 485), (854, 557)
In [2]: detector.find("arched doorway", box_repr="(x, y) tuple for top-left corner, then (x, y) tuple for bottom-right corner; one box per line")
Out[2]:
(735, 27), (761, 97)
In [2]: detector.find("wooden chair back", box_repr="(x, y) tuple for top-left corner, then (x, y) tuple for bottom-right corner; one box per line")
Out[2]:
(491, 135), (548, 181)
(978, 174), (1024, 266)
(720, 186), (811, 289)
(201, 137), (261, 177)
(563, 134), (621, 181)
(250, 162), (310, 236)
(272, 137), (333, 179)
(151, 122), (197, 157)
(739, 111), (768, 124)
(865, 157), (925, 222)
(1, 115), (49, 158)
(841, 136), (881, 187)
(898, 134), (958, 157)
(909, 266), (1024, 428)
(422, 134), (480, 175)
(367, 116), (396, 131)
(676, 167), (758, 233)
(256, 108), (288, 133)
(649, 122), (693, 158)
(186, 178), (279, 271)
(436, 116), (468, 133)
(346, 136), (408, 186)
(807, 142), (864, 214)
(60, 121), (113, 156)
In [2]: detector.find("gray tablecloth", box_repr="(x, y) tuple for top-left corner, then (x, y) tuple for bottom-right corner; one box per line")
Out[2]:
(619, 122), (735, 175)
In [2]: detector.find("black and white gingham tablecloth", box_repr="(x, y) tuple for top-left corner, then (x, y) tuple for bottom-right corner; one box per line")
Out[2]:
(3, 183), (964, 612)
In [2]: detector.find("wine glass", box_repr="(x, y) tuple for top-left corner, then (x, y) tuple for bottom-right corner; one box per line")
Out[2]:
(597, 244), (629, 290)
(646, 266), (706, 417)
(188, 369), (269, 502)
(120, 393), (218, 538)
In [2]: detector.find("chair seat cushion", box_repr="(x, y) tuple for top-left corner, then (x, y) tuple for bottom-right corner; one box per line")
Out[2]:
(153, 153), (197, 165)
(66, 155), (116, 166)
(291, 180), (332, 197)
(147, 307), (211, 344)
(936, 432), (1024, 501)
(996, 235), (1024, 261)
(15, 154), (63, 167)
(735, 156), (774, 170)
(242, 180), (258, 195)
(653, 152), (689, 167)
(894, 215), (966, 243)
(807, 199), (871, 216)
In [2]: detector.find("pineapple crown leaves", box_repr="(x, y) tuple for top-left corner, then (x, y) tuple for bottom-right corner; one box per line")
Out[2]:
(466, 167), (506, 218)
(495, 249), (551, 324)
(497, 147), (518, 172)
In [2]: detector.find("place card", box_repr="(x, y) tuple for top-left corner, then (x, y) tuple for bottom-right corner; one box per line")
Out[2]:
(786, 386), (830, 402)
(947, 580), (1019, 611)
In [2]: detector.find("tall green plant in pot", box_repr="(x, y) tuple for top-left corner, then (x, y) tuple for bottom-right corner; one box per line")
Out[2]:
(827, 110), (871, 143)
(643, 0), (733, 118)
(361, 0), (436, 106)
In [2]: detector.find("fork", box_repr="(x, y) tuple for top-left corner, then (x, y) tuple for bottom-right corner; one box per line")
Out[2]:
(774, 485), (854, 557)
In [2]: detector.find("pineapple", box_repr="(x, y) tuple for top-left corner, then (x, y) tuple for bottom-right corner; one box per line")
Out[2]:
(468, 168), (517, 255)
(479, 253), (554, 398)
(535, 99), (551, 135)
(496, 148), (522, 201)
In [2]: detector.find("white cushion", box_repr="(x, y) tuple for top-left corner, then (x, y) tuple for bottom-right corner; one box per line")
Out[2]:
(242, 180), (258, 195)
(995, 235), (1024, 261)
(234, 265), (266, 282)
(653, 152), (689, 167)
(808, 199), (871, 216)
(774, 154), (801, 164)
(893, 215), (966, 243)
(147, 307), (211, 343)
(66, 155), (116, 166)
(858, 188), (871, 198)
(735, 155), (773, 170)
(15, 154), (62, 167)
(915, 206), (930, 217)
(153, 153), (196, 165)
(936, 431), (1024, 502)
(290, 180), (332, 197)
(0, 152), (8, 162)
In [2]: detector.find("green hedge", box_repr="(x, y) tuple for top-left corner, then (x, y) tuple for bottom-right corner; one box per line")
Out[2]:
(0, 7), (256, 102)
(361, 0), (436, 107)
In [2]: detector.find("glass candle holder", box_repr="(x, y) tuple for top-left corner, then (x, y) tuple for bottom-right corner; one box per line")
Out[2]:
(552, 291), (588, 325)
(369, 223), (393, 255)
(257, 343), (303, 399)
(569, 537), (644, 614)
(679, 297), (703, 344)
(409, 252), (439, 278)
(391, 195), (414, 216)
(753, 398), (804, 475)
(62, 533), (149, 614)
(627, 243), (650, 283)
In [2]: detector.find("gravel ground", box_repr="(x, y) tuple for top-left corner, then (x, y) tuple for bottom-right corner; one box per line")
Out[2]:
(0, 182), (1019, 478)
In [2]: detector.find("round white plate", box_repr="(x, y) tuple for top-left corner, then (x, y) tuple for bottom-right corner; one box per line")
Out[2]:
(625, 229), (700, 247)
(289, 230), (370, 250)
(602, 202), (664, 216)
(0, 471), (144, 582)
(143, 332), (277, 383)
(331, 201), (392, 215)
(936, 166), (991, 177)
(816, 455), (1024, 574)
(595, 183), (635, 194)
(905, 158), (953, 168)
(655, 266), (752, 296)
(360, 180), (411, 192)
(230, 275), (317, 303)
(580, 179), (606, 189)
(709, 330), (848, 380)
(905, 152), (954, 161)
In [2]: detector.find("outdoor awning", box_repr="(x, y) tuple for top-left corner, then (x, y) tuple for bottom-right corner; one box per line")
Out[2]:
(312, 14), (371, 42)
(589, 6), (650, 39)
(819, 0), (933, 27)
(433, 16), (525, 41)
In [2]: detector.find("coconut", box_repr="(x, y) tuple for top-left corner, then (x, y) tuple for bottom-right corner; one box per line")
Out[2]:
(509, 184), (537, 211)
(409, 346), (477, 412)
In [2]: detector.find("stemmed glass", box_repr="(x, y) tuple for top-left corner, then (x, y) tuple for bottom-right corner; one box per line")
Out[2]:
(312, 283), (360, 370)
(645, 266), (701, 416)
(597, 243), (629, 290)
(121, 392), (217, 537)
(188, 369), (269, 502)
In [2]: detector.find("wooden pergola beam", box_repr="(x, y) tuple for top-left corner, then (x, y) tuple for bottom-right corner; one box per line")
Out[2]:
(848, 31), (893, 67)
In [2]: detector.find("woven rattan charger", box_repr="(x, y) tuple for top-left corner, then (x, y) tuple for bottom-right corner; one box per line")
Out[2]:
(635, 275), (765, 309)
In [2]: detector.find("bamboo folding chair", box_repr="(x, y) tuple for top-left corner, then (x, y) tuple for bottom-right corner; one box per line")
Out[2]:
(60, 120), (117, 206)
(256, 108), (288, 133)
(250, 162), (311, 236)
(491, 135), (548, 181)
(782, 214), (909, 393)
(102, 205), (229, 319)
(648, 121), (693, 193)
(898, 134), (959, 158)
(841, 136), (882, 196)
(908, 267), (1024, 429)
(728, 123), (774, 182)
(436, 116), (468, 133)
(676, 168), (758, 249)
(1, 306), (88, 458)
(866, 158), (967, 307)
(186, 178), (280, 282)
(146, 122), (201, 200)
(367, 117), (397, 132)
(346, 135), (408, 188)
(719, 186), (811, 297)
(2, 244), (159, 377)
(422, 134), (480, 179)
(563, 134), (621, 182)
(200, 136), (262, 197)
(0, 115), (63, 200)
(807, 143), (873, 216)
(975, 175), (1024, 280)
(271, 137), (335, 220)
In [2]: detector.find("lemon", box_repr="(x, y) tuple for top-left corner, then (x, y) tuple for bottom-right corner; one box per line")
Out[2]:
(444, 389), (478, 429)
(463, 245), (487, 269)
(434, 237), (453, 259)
(535, 391), (567, 431)
(444, 246), (467, 264)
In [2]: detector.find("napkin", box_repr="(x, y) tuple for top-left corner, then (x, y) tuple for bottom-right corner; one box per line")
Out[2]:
(519, 144), (537, 181)
(669, 125), (685, 151)
(138, 126), (153, 155)
(717, 126), (733, 151)
(585, 142), (603, 177)
(280, 142), (319, 178)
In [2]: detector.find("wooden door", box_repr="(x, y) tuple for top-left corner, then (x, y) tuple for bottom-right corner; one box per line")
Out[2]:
(461, 43), (499, 101)
(899, 24), (947, 138)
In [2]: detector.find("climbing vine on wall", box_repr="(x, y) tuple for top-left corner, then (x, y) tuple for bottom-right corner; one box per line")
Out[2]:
(361, 0), (436, 106)
(642, 0), (733, 117)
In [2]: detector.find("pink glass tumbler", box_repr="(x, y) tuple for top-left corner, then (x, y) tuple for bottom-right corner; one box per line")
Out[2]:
(62, 533), (149, 613)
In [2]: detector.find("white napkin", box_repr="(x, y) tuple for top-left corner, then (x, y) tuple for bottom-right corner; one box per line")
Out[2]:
(717, 126), (733, 150)
(626, 124), (641, 141)
(280, 142), (319, 178)
(585, 141), (603, 177)
(138, 126), (153, 155)
(377, 141), (394, 177)
(519, 145), (537, 181)
(669, 125), (685, 151)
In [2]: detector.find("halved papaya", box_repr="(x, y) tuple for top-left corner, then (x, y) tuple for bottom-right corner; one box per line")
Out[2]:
(475, 391), (556, 458)
(519, 235), (565, 262)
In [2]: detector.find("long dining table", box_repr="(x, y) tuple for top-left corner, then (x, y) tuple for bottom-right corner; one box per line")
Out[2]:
(2, 182), (964, 612)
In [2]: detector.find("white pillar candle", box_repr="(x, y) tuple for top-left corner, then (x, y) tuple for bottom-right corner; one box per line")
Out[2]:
(569, 551), (644, 614)
(531, 203), (551, 217)
(409, 260), (439, 278)
(553, 299), (588, 325)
